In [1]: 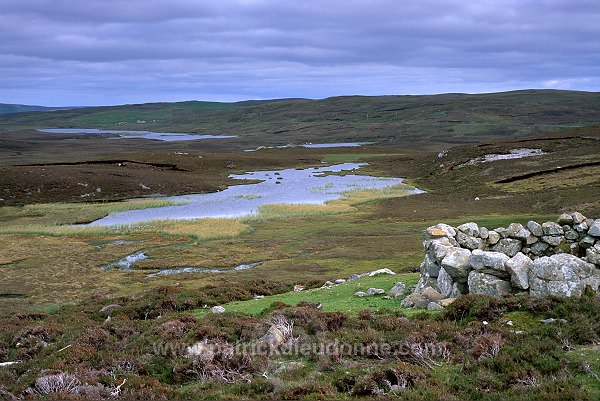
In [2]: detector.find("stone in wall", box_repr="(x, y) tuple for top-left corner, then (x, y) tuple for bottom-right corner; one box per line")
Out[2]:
(403, 212), (600, 308)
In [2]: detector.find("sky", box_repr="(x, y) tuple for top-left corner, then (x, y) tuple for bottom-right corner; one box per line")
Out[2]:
(0, 0), (599, 106)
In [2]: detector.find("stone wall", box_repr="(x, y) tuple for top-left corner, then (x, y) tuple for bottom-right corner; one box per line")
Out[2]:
(414, 212), (600, 300)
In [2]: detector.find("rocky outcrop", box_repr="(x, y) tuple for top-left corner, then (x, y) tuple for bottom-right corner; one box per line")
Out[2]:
(407, 212), (600, 307)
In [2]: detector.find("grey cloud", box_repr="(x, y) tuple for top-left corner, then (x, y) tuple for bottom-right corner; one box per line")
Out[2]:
(0, 0), (598, 105)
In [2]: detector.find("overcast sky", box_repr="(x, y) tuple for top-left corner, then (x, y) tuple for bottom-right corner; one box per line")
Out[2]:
(1, 0), (599, 106)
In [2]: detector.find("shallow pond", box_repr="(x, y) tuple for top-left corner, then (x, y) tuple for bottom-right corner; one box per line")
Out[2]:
(38, 128), (237, 142)
(88, 163), (424, 226)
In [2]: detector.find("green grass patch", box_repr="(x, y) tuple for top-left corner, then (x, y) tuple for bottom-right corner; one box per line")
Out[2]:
(195, 272), (420, 316)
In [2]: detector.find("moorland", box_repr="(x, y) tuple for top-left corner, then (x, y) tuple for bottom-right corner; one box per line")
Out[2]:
(0, 89), (599, 400)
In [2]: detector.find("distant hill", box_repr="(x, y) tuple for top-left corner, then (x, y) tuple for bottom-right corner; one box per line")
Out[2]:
(0, 103), (72, 115)
(1, 90), (600, 148)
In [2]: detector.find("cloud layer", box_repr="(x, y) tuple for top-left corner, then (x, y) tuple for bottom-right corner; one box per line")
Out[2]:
(1, 0), (599, 105)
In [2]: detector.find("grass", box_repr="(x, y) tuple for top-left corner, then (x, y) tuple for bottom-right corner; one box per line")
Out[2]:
(197, 272), (421, 316)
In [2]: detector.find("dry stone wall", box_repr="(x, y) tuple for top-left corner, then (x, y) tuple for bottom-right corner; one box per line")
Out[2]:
(414, 212), (600, 299)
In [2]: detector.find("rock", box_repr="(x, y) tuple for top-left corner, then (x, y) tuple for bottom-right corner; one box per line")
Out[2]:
(564, 229), (579, 241)
(487, 230), (501, 245)
(427, 238), (458, 264)
(293, 285), (304, 292)
(525, 234), (539, 245)
(456, 231), (483, 250)
(436, 267), (454, 298)
(451, 282), (469, 297)
(441, 248), (472, 282)
(588, 220), (600, 237)
(506, 223), (531, 241)
(421, 286), (444, 302)
(579, 236), (595, 249)
(540, 318), (568, 324)
(424, 224), (456, 240)
(529, 254), (600, 297)
(421, 254), (441, 278)
(505, 252), (531, 290)
(586, 245), (600, 265)
(472, 249), (510, 270)
(574, 222), (589, 233)
(541, 235), (563, 246)
(323, 281), (334, 287)
(211, 306), (226, 314)
(388, 282), (407, 298)
(99, 304), (121, 315)
(479, 227), (489, 239)
(530, 241), (550, 256)
(457, 222), (480, 237)
(400, 293), (429, 309)
(335, 279), (346, 284)
(413, 274), (438, 294)
(495, 227), (509, 238)
(354, 291), (369, 297)
(557, 213), (574, 225)
(468, 271), (512, 296)
(527, 221), (543, 237)
(367, 288), (385, 295)
(368, 268), (396, 276)
(259, 326), (285, 347)
(427, 302), (444, 311)
(491, 238), (523, 257)
(571, 212), (587, 224)
(542, 222), (564, 236)
(439, 297), (457, 307)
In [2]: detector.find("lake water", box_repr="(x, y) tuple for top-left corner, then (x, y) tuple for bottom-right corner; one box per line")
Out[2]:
(88, 163), (424, 226)
(38, 128), (238, 142)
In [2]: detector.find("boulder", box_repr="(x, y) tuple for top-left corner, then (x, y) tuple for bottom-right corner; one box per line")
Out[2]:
(469, 249), (510, 278)
(427, 302), (444, 311)
(456, 231), (483, 250)
(211, 306), (226, 314)
(457, 222), (480, 237)
(451, 282), (469, 297)
(468, 271), (512, 296)
(427, 238), (458, 264)
(529, 254), (600, 297)
(441, 248), (472, 282)
(439, 298), (457, 307)
(491, 238), (522, 257)
(541, 235), (563, 247)
(354, 291), (369, 297)
(530, 241), (550, 256)
(400, 292), (429, 309)
(486, 230), (501, 245)
(574, 222), (589, 233)
(388, 282), (407, 298)
(505, 252), (531, 290)
(335, 279), (346, 284)
(436, 267), (454, 298)
(293, 285), (304, 292)
(368, 268), (396, 276)
(527, 221), (543, 237)
(586, 245), (600, 265)
(564, 229), (579, 241)
(506, 223), (531, 241)
(367, 288), (385, 295)
(557, 213), (574, 225)
(571, 212), (587, 224)
(479, 227), (489, 239)
(424, 224), (456, 240)
(421, 254), (441, 277)
(588, 220), (600, 237)
(580, 236), (595, 249)
(421, 287), (444, 302)
(259, 326), (285, 347)
(542, 222), (564, 236)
